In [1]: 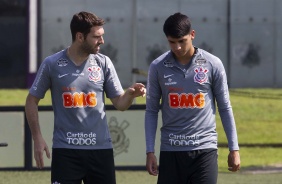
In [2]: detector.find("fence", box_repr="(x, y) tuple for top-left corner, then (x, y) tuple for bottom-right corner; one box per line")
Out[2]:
(0, 103), (281, 171)
(1, 0), (282, 88)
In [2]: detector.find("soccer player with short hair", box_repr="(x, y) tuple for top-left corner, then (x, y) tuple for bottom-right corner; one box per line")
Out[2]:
(145, 12), (240, 184)
(25, 11), (146, 184)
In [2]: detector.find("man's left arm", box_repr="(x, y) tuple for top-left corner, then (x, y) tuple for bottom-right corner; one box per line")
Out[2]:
(110, 83), (146, 111)
(228, 150), (240, 172)
(212, 59), (240, 172)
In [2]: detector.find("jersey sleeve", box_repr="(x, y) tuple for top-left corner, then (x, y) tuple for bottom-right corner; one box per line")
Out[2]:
(103, 56), (124, 98)
(145, 62), (161, 153)
(29, 58), (51, 99)
(212, 59), (239, 151)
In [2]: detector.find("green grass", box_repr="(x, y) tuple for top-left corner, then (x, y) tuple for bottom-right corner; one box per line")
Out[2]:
(218, 147), (282, 171)
(1, 171), (282, 184)
(1, 88), (282, 183)
(217, 93), (282, 144)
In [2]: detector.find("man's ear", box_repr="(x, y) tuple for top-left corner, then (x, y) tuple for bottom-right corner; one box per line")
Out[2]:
(76, 32), (84, 42)
(190, 30), (195, 40)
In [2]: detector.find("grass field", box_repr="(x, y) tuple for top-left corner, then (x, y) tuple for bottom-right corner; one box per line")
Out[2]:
(0, 171), (282, 184)
(0, 88), (282, 183)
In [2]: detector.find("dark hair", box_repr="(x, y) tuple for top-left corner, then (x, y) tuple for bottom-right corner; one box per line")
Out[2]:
(70, 11), (105, 41)
(163, 12), (192, 38)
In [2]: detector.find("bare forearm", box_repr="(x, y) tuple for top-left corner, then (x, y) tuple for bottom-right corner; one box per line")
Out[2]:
(111, 83), (146, 111)
(25, 94), (42, 140)
(111, 90), (134, 111)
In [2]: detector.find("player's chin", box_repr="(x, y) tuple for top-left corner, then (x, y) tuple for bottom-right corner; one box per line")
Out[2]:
(91, 47), (100, 54)
(173, 51), (184, 57)
(91, 49), (99, 54)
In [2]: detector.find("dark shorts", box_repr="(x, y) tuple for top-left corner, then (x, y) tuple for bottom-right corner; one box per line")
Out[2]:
(157, 149), (218, 184)
(51, 148), (116, 184)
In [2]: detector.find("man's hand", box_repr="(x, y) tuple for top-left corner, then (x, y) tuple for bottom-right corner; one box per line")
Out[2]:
(146, 152), (158, 176)
(127, 83), (146, 98)
(110, 83), (146, 111)
(228, 150), (240, 172)
(33, 136), (50, 169)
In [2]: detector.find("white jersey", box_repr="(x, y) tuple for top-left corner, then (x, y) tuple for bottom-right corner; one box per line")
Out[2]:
(29, 49), (124, 149)
(145, 48), (239, 153)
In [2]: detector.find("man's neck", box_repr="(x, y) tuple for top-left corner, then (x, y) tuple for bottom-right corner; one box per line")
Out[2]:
(67, 46), (89, 66)
(175, 47), (195, 65)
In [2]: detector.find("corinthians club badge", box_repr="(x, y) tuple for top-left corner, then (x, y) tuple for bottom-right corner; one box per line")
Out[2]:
(108, 117), (130, 157)
(88, 66), (101, 82)
(194, 67), (209, 84)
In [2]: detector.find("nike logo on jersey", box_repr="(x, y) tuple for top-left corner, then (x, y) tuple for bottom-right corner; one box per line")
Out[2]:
(58, 74), (69, 78)
(164, 74), (174, 78)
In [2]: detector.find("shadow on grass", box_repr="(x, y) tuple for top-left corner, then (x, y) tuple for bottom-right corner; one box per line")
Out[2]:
(241, 163), (282, 174)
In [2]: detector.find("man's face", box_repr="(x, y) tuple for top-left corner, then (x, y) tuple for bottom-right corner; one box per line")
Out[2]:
(167, 31), (195, 58)
(81, 26), (105, 54)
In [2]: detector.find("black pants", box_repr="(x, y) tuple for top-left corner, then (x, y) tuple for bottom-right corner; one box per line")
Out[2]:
(157, 149), (218, 184)
(51, 148), (116, 184)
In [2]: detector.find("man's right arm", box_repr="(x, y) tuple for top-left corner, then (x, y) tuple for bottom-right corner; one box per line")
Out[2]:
(145, 62), (161, 153)
(145, 63), (161, 175)
(25, 94), (41, 139)
(25, 93), (50, 169)
(146, 152), (158, 176)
